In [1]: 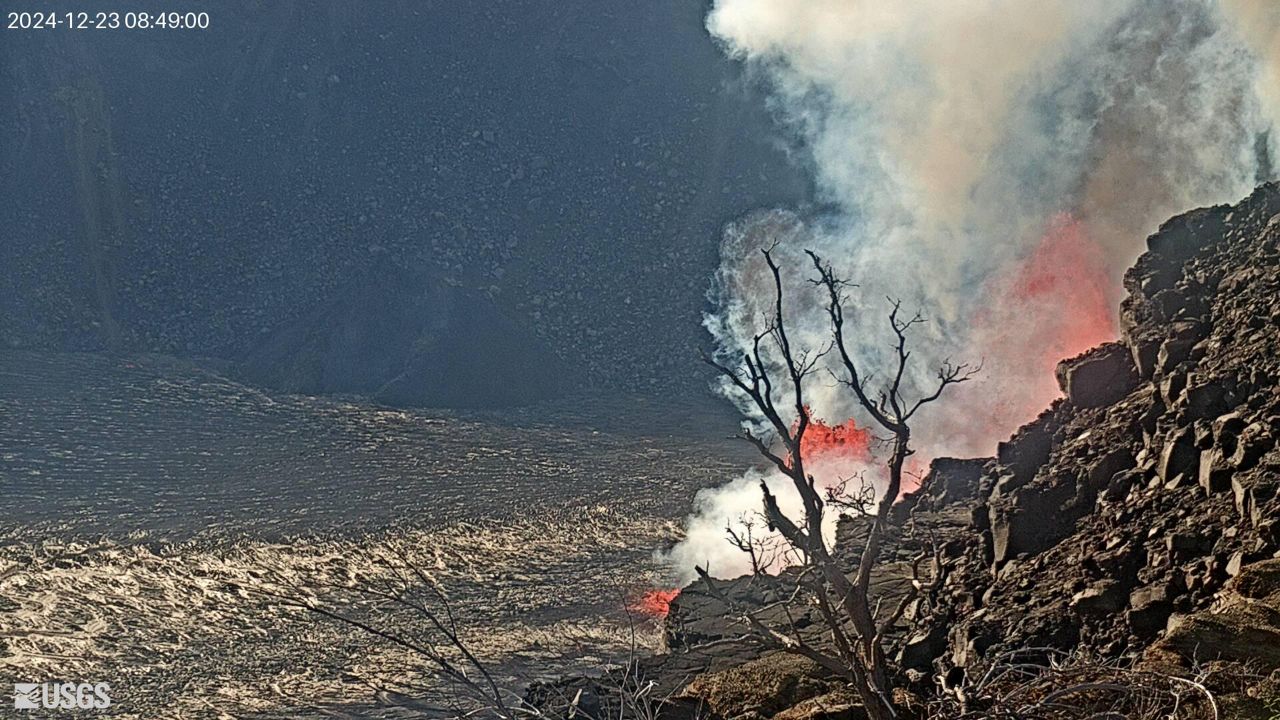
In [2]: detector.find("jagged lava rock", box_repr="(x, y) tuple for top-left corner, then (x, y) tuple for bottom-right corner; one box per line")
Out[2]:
(917, 183), (1280, 689)
(1056, 342), (1139, 409)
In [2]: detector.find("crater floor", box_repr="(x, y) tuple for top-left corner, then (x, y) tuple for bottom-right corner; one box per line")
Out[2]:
(0, 351), (749, 717)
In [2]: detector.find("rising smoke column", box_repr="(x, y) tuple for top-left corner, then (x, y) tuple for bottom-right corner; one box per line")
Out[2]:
(664, 0), (1278, 581)
(1222, 0), (1280, 169)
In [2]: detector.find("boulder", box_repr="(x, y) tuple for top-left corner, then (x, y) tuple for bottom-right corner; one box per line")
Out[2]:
(1157, 336), (1195, 373)
(996, 406), (1060, 487)
(1233, 477), (1278, 527)
(1157, 427), (1199, 485)
(1148, 560), (1280, 671)
(1103, 468), (1141, 502)
(1055, 343), (1139, 409)
(679, 654), (832, 717)
(925, 457), (988, 505)
(1197, 448), (1232, 495)
(1146, 204), (1229, 263)
(1184, 379), (1230, 419)
(1159, 372), (1187, 407)
(1087, 448), (1137, 493)
(1070, 580), (1125, 616)
(1127, 585), (1173, 636)
(1212, 411), (1247, 454)
(1128, 336), (1161, 380)
(1229, 422), (1273, 470)
(1166, 531), (1210, 562)
(990, 478), (1076, 564)
(898, 624), (948, 672)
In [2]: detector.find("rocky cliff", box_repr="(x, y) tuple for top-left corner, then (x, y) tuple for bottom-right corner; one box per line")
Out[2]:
(900, 181), (1280, 714)
(916, 183), (1280, 713)
(235, 260), (569, 408)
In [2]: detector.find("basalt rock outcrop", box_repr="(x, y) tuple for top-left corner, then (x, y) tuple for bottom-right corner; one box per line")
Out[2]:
(919, 182), (1280, 710)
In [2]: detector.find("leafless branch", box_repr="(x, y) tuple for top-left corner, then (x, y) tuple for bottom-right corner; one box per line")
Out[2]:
(696, 247), (977, 720)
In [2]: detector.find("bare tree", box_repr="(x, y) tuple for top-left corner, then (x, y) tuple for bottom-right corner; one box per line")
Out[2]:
(698, 247), (975, 719)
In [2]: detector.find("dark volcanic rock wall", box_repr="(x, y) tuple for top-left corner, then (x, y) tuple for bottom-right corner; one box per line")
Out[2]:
(235, 260), (570, 408)
(922, 183), (1280, 704)
(0, 0), (807, 398)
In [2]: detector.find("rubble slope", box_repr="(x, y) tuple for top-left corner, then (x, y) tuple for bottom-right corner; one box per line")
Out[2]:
(925, 182), (1280, 709)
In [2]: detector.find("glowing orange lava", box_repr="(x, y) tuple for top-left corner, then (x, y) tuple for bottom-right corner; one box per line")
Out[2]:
(631, 588), (680, 618)
(954, 212), (1118, 452)
(1008, 214), (1116, 373)
(794, 407), (873, 461)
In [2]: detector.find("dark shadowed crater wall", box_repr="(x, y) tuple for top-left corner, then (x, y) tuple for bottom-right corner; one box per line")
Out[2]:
(237, 259), (570, 408)
(0, 0), (808, 406)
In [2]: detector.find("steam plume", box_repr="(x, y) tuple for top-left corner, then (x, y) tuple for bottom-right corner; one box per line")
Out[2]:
(1222, 0), (1280, 167)
(665, 0), (1278, 581)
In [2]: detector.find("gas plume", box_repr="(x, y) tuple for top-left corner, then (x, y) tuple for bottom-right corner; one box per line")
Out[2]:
(1222, 0), (1280, 167)
(664, 0), (1278, 581)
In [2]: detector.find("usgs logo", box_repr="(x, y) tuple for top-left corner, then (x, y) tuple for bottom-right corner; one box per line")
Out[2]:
(14, 682), (112, 710)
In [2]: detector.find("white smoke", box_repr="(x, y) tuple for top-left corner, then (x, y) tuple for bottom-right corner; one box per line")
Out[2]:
(1222, 0), (1280, 168)
(663, 0), (1278, 582)
(663, 449), (881, 580)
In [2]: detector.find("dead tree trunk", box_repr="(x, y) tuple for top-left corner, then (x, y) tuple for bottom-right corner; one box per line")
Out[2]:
(700, 247), (974, 719)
